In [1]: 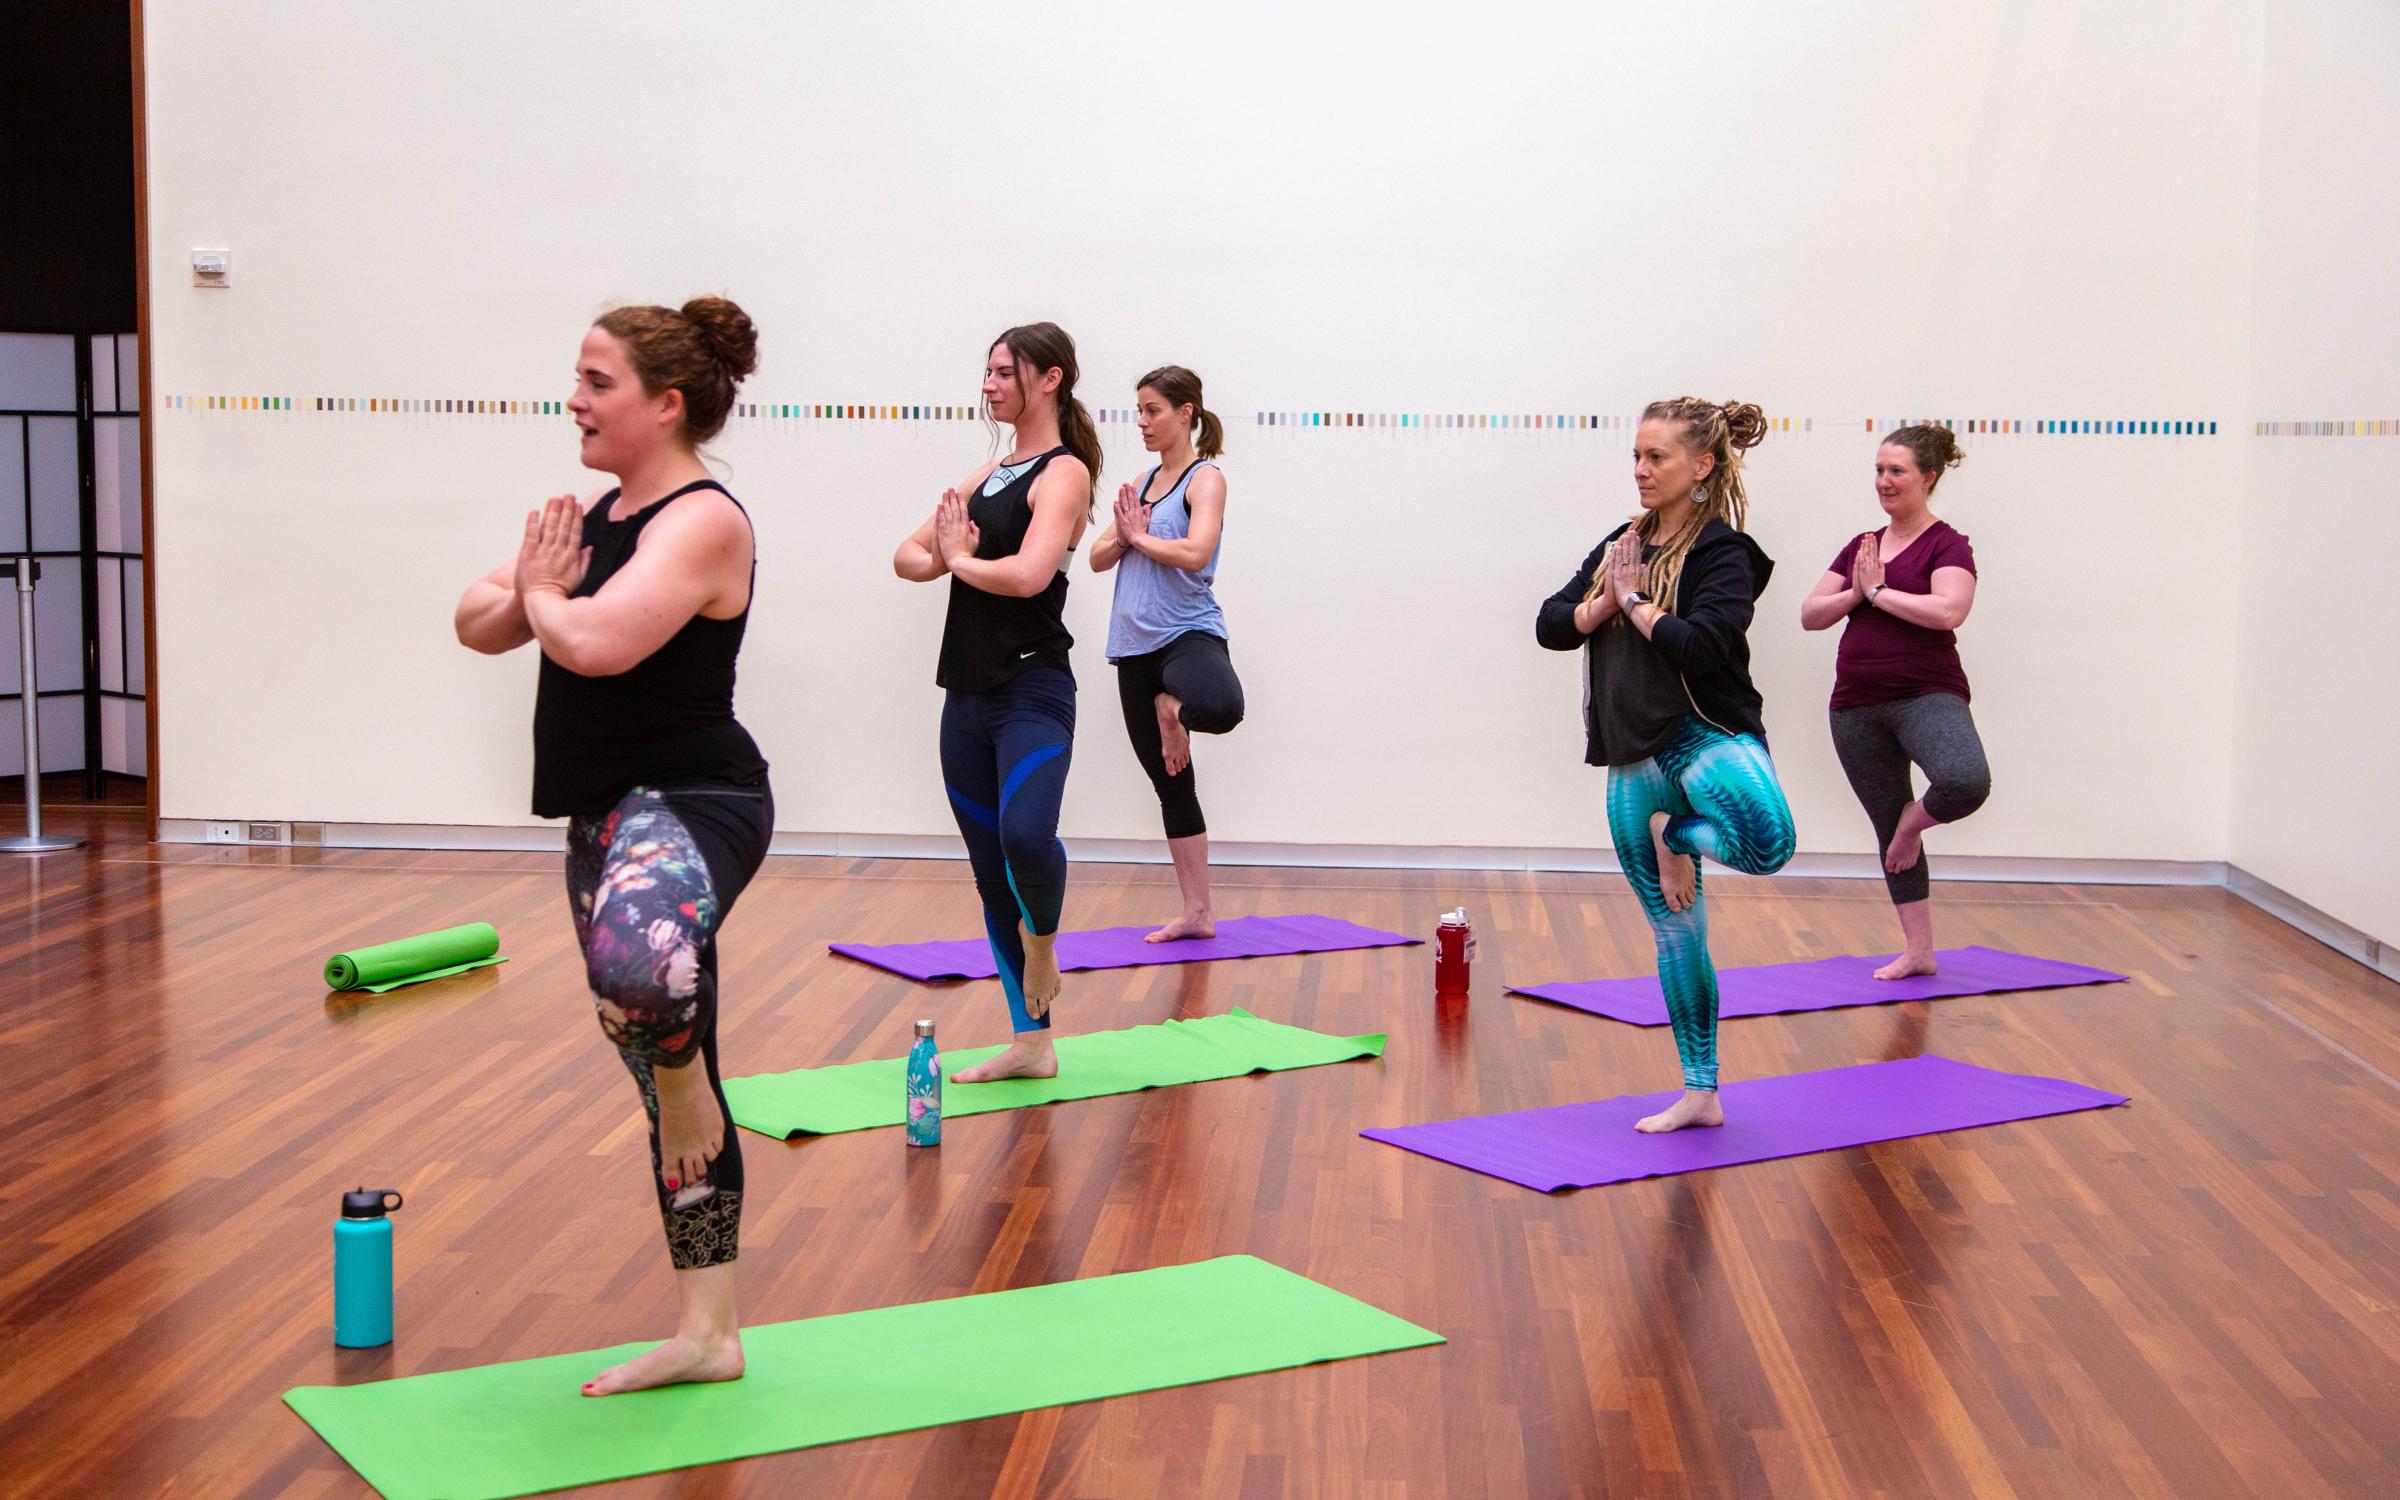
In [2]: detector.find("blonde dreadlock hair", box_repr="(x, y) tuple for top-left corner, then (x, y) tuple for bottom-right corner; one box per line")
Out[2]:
(1584, 397), (1769, 609)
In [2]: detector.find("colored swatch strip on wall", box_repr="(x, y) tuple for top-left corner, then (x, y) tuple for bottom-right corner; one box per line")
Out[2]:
(2252, 419), (2400, 436)
(1868, 417), (2218, 436)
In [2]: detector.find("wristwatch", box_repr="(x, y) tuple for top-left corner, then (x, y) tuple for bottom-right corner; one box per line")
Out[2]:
(1866, 584), (1886, 605)
(1624, 590), (1650, 609)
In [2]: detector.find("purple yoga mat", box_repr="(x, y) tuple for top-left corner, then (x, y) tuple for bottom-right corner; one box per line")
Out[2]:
(1362, 1055), (2128, 1192)
(829, 913), (1421, 983)
(1509, 945), (2125, 1026)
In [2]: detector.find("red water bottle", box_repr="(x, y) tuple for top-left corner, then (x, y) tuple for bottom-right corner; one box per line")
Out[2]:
(1434, 906), (1475, 996)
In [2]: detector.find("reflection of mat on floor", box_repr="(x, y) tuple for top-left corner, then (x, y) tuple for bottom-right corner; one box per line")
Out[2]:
(829, 913), (1419, 982)
(1362, 1055), (2128, 1192)
(1509, 946), (2127, 1026)
(284, 1255), (1444, 1500)
(724, 1009), (1386, 1138)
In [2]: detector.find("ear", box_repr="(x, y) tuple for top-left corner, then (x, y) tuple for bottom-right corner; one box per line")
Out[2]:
(1692, 450), (1717, 482)
(1038, 365), (1064, 398)
(655, 386), (686, 429)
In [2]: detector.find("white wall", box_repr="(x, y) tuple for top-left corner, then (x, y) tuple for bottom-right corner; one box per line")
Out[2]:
(2229, 0), (2400, 943)
(144, 1), (2270, 862)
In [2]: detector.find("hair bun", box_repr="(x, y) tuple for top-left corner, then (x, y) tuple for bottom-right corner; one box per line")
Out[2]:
(1720, 401), (1768, 451)
(680, 296), (759, 382)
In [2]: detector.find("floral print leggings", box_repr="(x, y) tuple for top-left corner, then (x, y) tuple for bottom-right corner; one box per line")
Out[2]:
(566, 781), (772, 1270)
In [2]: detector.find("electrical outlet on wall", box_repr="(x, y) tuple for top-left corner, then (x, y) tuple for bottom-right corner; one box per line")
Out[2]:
(204, 822), (241, 843)
(246, 822), (288, 844)
(291, 823), (325, 846)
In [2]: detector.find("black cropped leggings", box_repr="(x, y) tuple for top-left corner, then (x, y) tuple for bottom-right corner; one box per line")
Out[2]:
(1829, 692), (1991, 904)
(1113, 630), (1245, 839)
(565, 779), (772, 1271)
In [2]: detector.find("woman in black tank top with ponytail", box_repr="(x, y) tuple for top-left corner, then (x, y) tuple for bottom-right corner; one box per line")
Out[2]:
(893, 322), (1097, 1086)
(453, 297), (770, 1398)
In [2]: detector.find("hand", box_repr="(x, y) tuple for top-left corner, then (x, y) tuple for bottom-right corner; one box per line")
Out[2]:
(1113, 483), (1150, 546)
(1851, 533), (1885, 597)
(515, 495), (589, 598)
(933, 488), (979, 562)
(1608, 531), (1647, 606)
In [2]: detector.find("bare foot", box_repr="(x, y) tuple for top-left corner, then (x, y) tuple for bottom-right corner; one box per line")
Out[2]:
(1635, 1089), (1725, 1133)
(952, 1035), (1059, 1084)
(652, 1061), (724, 1194)
(1650, 811), (1696, 913)
(1884, 800), (1936, 875)
(1156, 693), (1191, 777)
(582, 1333), (744, 1397)
(1020, 926), (1060, 1019)
(1145, 911), (1216, 943)
(1874, 951), (1940, 981)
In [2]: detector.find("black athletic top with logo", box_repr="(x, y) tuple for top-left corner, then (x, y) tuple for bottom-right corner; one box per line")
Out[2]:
(936, 446), (1077, 692)
(530, 479), (769, 817)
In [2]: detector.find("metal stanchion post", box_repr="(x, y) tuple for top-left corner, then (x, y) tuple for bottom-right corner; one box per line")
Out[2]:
(3, 558), (85, 854)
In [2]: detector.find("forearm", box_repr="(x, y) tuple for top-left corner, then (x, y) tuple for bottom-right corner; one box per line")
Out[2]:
(1575, 593), (1620, 633)
(1868, 587), (1963, 630)
(1088, 530), (1128, 571)
(894, 540), (946, 582)
(1128, 531), (1212, 572)
(1801, 588), (1862, 630)
(946, 553), (1041, 597)
(520, 587), (615, 675)
(455, 582), (533, 653)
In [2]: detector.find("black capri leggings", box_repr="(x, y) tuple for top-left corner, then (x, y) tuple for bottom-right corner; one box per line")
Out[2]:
(1113, 630), (1244, 840)
(1829, 691), (1990, 905)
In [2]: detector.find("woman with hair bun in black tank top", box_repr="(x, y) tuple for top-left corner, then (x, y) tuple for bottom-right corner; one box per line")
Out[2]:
(454, 297), (770, 1397)
(894, 322), (1096, 1086)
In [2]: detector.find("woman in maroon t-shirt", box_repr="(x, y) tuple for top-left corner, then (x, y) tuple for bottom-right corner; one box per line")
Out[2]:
(1800, 425), (1991, 979)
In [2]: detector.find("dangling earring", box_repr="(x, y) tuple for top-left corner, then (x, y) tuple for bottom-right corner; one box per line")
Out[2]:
(1692, 484), (1709, 506)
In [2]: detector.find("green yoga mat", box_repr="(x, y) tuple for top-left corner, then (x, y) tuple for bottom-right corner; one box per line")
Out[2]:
(285, 1254), (1442, 1500)
(323, 922), (507, 993)
(724, 1008), (1386, 1138)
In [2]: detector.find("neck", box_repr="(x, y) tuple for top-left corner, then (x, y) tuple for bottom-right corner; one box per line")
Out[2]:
(1008, 408), (1063, 459)
(1158, 437), (1197, 473)
(1647, 495), (1697, 537)
(1886, 503), (1935, 537)
(613, 445), (709, 511)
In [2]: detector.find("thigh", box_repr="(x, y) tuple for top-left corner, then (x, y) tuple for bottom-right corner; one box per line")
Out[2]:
(1158, 632), (1241, 714)
(660, 781), (775, 923)
(1670, 728), (1796, 868)
(598, 790), (724, 941)
(995, 670), (1076, 817)
(1115, 651), (1167, 745)
(1606, 759), (1681, 894)
(940, 690), (1003, 823)
(1830, 704), (1913, 809)
(1889, 693), (1988, 789)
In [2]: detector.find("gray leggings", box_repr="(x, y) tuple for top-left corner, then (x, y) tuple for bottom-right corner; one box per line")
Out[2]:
(1829, 691), (1991, 904)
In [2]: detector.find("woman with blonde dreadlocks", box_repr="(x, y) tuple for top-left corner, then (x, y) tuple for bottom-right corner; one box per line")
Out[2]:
(1536, 397), (1798, 1133)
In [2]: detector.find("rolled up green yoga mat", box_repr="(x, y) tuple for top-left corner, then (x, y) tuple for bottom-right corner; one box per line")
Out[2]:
(323, 923), (507, 993)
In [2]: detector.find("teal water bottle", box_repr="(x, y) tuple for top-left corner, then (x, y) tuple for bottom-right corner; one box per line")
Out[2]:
(333, 1187), (404, 1348)
(905, 1020), (941, 1146)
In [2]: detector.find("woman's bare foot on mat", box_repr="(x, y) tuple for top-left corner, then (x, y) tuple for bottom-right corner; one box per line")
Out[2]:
(1636, 1089), (1725, 1133)
(1874, 951), (1940, 980)
(582, 1333), (745, 1396)
(1650, 811), (1697, 913)
(1146, 910), (1216, 943)
(1884, 800), (1936, 874)
(652, 1060), (724, 1193)
(952, 1035), (1058, 1083)
(1156, 693), (1191, 777)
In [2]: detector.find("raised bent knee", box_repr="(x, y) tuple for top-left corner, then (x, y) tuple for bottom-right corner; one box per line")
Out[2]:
(1926, 772), (1990, 825)
(1181, 695), (1244, 736)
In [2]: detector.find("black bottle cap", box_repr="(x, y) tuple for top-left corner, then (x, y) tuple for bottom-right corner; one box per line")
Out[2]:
(341, 1187), (404, 1219)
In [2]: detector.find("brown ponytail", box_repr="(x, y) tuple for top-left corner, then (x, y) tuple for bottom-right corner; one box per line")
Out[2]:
(1136, 364), (1224, 460)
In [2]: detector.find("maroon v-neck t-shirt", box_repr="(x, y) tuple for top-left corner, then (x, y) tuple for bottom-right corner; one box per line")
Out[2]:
(1827, 520), (1977, 710)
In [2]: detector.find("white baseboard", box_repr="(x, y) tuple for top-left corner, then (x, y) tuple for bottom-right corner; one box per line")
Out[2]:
(2227, 866), (2399, 984)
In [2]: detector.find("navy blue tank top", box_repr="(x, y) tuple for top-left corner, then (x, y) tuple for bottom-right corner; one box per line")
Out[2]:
(530, 479), (768, 816)
(935, 446), (1077, 692)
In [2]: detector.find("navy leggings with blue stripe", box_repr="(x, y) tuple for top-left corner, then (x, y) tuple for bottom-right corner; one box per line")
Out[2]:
(940, 666), (1075, 1032)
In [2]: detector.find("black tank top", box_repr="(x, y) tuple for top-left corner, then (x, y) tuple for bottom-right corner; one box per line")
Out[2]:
(531, 479), (769, 816)
(936, 446), (1077, 692)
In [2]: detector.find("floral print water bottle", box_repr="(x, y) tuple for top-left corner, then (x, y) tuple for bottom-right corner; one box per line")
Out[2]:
(906, 1020), (942, 1146)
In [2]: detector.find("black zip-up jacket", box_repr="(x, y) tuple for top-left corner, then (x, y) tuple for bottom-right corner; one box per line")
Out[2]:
(1535, 518), (1776, 764)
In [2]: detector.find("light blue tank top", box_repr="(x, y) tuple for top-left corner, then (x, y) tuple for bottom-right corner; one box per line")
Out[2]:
(1105, 461), (1227, 660)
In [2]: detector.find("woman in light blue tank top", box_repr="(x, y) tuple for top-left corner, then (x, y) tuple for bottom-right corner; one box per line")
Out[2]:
(1091, 365), (1246, 941)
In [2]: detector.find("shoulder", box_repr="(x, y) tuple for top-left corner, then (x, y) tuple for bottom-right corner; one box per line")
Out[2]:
(1186, 463), (1227, 503)
(1692, 519), (1771, 566)
(1032, 453), (1092, 497)
(646, 487), (752, 552)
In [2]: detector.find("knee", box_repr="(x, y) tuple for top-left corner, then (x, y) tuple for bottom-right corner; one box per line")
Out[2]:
(1757, 823), (1798, 875)
(1928, 770), (1990, 824)
(586, 937), (705, 1064)
(997, 813), (1060, 877)
(1180, 691), (1244, 736)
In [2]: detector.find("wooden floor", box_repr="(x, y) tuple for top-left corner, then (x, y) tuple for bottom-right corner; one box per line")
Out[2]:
(3, 800), (2398, 1499)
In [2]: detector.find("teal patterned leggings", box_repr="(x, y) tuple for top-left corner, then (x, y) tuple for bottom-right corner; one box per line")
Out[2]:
(1606, 716), (1798, 1091)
